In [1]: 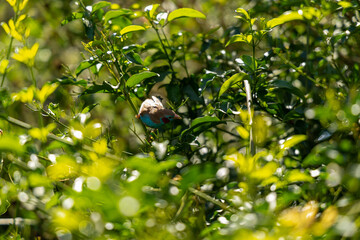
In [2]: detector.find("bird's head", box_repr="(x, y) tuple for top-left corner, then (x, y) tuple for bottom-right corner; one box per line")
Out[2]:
(159, 109), (181, 124)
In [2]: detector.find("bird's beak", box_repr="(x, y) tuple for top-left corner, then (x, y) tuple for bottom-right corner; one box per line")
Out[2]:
(135, 114), (140, 119)
(174, 113), (181, 120)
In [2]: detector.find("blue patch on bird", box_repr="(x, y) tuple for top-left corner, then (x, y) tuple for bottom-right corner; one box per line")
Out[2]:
(140, 114), (163, 128)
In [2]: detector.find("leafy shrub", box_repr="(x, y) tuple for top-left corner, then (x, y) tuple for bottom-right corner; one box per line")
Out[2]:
(0, 0), (359, 239)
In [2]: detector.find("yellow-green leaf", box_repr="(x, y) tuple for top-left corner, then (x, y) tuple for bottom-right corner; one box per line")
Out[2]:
(0, 135), (25, 155)
(12, 43), (39, 67)
(236, 126), (249, 139)
(0, 59), (9, 74)
(144, 4), (160, 18)
(219, 72), (247, 97)
(168, 8), (206, 22)
(250, 161), (278, 180)
(46, 155), (79, 181)
(235, 8), (250, 20)
(338, 1), (352, 8)
(266, 11), (303, 28)
(11, 87), (34, 103)
(93, 138), (107, 155)
(36, 83), (59, 104)
(281, 135), (307, 150)
(226, 34), (247, 47)
(286, 169), (313, 183)
(29, 123), (56, 142)
(120, 25), (145, 35)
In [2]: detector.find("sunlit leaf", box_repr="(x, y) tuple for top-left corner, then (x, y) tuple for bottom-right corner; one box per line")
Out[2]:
(286, 169), (313, 183)
(75, 60), (99, 76)
(168, 8), (206, 22)
(226, 34), (247, 47)
(126, 71), (159, 88)
(144, 4), (160, 18)
(52, 208), (83, 230)
(281, 135), (307, 150)
(120, 25), (146, 35)
(219, 72), (247, 97)
(104, 9), (134, 23)
(235, 8), (250, 20)
(0, 59), (9, 74)
(46, 155), (79, 181)
(28, 173), (53, 187)
(267, 11), (303, 28)
(11, 86), (34, 103)
(29, 123), (56, 142)
(250, 162), (278, 180)
(36, 83), (59, 104)
(338, 1), (352, 8)
(0, 135), (25, 155)
(92, 1), (111, 13)
(93, 138), (107, 155)
(236, 125), (249, 139)
(83, 157), (116, 180)
(12, 43), (39, 67)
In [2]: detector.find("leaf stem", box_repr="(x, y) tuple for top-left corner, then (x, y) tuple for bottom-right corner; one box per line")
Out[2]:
(150, 22), (176, 79)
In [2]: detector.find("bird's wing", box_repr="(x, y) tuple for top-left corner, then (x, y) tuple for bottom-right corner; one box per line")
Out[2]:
(151, 96), (164, 108)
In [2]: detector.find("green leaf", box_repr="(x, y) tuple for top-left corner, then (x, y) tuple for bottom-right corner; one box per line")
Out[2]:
(54, 77), (87, 87)
(241, 55), (257, 71)
(81, 81), (117, 95)
(0, 199), (10, 215)
(266, 11), (303, 28)
(199, 71), (217, 94)
(61, 12), (84, 25)
(226, 34), (247, 47)
(219, 72), (247, 97)
(92, 1), (111, 13)
(180, 116), (226, 140)
(180, 163), (216, 189)
(168, 8), (206, 22)
(281, 135), (307, 150)
(120, 25), (146, 35)
(29, 173), (53, 187)
(76, 60), (98, 76)
(126, 71), (159, 88)
(104, 9), (133, 23)
(0, 135), (25, 155)
(125, 51), (144, 65)
(271, 80), (305, 100)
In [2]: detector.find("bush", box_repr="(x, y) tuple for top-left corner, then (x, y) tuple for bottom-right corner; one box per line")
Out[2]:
(0, 0), (359, 239)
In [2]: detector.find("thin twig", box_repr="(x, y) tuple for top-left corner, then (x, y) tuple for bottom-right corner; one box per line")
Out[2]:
(170, 180), (239, 214)
(274, 48), (326, 88)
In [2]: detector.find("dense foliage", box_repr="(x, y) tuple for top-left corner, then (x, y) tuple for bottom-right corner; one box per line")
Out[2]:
(0, 0), (360, 239)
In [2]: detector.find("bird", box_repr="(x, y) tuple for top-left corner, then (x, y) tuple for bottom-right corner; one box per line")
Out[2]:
(136, 96), (181, 128)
